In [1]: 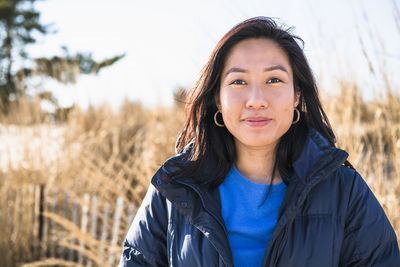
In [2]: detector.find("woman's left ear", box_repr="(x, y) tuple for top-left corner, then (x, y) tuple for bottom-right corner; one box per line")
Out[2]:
(294, 91), (301, 108)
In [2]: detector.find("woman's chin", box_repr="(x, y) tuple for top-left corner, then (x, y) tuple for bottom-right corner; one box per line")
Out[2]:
(235, 136), (280, 150)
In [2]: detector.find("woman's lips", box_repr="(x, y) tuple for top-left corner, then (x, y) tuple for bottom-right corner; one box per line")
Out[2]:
(243, 117), (272, 127)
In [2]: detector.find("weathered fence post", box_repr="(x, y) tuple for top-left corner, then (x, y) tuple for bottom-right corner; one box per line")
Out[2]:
(87, 195), (98, 267)
(78, 194), (90, 265)
(50, 189), (58, 258)
(69, 201), (79, 262)
(108, 197), (124, 266)
(99, 202), (110, 263)
(38, 184), (48, 258)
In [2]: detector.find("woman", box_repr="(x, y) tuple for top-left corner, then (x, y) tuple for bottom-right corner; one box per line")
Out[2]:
(119, 17), (399, 266)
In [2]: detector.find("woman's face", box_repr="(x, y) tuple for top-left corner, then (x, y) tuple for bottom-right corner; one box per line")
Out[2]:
(218, 38), (299, 151)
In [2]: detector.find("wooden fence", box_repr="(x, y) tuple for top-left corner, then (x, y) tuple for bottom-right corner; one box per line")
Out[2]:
(2, 184), (136, 266)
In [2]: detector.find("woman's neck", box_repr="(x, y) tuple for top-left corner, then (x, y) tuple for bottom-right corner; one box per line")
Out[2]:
(234, 141), (282, 185)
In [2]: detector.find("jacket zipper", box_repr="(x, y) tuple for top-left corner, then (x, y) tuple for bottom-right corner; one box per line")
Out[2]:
(271, 227), (286, 265)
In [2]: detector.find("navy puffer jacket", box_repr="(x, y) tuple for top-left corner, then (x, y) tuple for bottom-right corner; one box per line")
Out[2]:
(119, 129), (400, 266)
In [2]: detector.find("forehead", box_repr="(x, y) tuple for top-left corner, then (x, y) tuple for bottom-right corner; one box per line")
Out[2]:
(223, 38), (291, 72)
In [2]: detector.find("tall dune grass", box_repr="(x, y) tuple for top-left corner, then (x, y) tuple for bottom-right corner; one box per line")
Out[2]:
(0, 97), (186, 266)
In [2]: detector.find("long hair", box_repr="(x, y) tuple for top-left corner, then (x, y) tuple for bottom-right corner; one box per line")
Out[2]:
(175, 16), (352, 191)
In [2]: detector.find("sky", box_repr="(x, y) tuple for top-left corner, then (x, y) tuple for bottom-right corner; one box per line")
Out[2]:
(26, 0), (400, 110)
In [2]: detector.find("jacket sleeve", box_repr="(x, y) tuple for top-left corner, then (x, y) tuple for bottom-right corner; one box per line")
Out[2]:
(339, 170), (400, 266)
(119, 183), (168, 267)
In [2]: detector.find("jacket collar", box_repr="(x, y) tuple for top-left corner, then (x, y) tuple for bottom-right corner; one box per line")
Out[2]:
(158, 127), (348, 190)
(293, 128), (347, 182)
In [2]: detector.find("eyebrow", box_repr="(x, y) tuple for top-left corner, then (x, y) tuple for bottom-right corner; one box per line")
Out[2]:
(223, 65), (289, 78)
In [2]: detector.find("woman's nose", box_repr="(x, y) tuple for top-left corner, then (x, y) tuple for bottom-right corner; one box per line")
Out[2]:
(245, 84), (268, 109)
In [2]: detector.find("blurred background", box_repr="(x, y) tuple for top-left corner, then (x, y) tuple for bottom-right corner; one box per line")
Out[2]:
(0, 0), (399, 266)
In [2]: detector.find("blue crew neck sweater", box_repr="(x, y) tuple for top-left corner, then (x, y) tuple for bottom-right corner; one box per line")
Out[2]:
(218, 165), (287, 267)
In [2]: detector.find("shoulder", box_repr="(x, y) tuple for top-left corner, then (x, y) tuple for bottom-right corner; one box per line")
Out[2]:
(313, 166), (362, 196)
(128, 182), (168, 232)
(326, 166), (376, 210)
(332, 167), (393, 235)
(324, 165), (368, 193)
(333, 166), (374, 203)
(307, 165), (381, 219)
(122, 182), (170, 266)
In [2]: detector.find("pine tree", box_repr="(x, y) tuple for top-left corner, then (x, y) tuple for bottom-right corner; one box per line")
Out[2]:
(0, 0), (48, 110)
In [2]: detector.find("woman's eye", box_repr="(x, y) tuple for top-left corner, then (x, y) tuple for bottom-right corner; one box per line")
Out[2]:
(267, 78), (281, 84)
(231, 79), (246, 85)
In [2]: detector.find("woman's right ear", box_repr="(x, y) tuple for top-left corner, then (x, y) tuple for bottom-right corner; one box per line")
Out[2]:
(214, 94), (221, 110)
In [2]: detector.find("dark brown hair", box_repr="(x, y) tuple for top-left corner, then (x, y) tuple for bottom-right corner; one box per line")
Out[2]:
(174, 16), (352, 193)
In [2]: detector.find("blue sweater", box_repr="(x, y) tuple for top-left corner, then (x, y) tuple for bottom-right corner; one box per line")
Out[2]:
(218, 165), (287, 267)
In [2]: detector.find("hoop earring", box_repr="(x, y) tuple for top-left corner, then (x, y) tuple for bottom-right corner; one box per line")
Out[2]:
(214, 110), (225, 127)
(292, 108), (300, 125)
